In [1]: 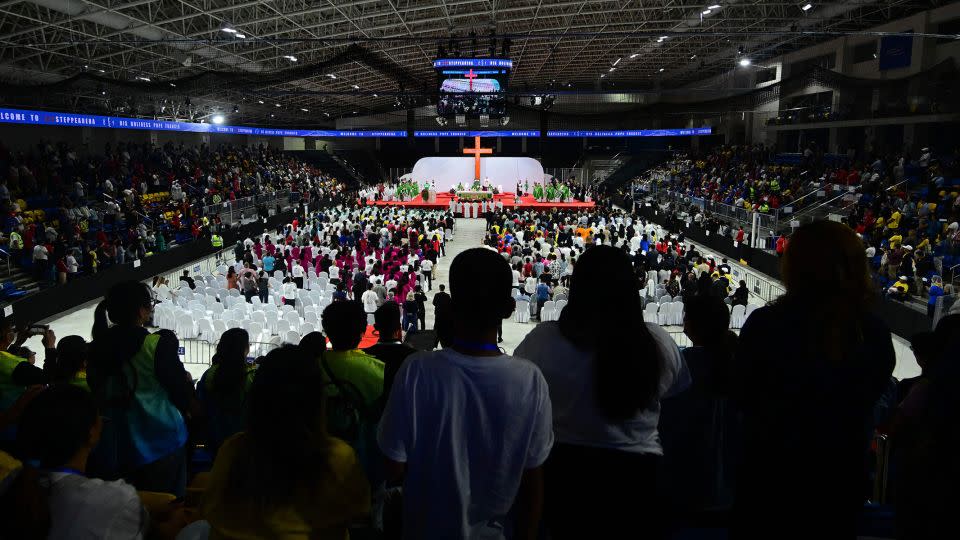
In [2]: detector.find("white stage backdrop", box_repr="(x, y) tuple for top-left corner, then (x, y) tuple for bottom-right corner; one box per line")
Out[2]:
(411, 157), (544, 192)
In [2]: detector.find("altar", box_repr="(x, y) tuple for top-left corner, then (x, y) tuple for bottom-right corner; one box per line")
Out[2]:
(456, 191), (494, 201)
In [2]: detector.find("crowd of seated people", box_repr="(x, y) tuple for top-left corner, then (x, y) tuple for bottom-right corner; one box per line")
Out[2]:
(0, 141), (351, 288)
(216, 205), (451, 333)
(480, 207), (749, 323)
(633, 144), (959, 315)
(640, 144), (959, 217)
(0, 174), (959, 540)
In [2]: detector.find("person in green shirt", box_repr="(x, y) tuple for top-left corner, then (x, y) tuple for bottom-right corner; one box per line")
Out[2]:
(319, 300), (385, 486)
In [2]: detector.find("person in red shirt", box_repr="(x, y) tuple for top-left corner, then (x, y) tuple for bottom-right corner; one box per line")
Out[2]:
(776, 234), (788, 257)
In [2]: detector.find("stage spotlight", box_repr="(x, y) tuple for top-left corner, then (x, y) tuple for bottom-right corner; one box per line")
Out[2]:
(739, 58), (751, 67)
(801, 3), (813, 12)
(212, 115), (225, 124)
(258, 100), (264, 104)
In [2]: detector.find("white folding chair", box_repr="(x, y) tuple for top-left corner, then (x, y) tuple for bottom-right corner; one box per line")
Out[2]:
(212, 320), (228, 340)
(304, 312), (319, 326)
(658, 294), (671, 306)
(541, 300), (556, 322)
(176, 314), (197, 338)
(514, 299), (531, 323)
(285, 330), (301, 344)
(208, 302), (224, 318)
(250, 311), (267, 327)
(669, 302), (685, 326)
(197, 318), (215, 340)
(248, 321), (265, 342)
(273, 270), (284, 279)
(643, 303), (659, 323)
(283, 311), (301, 328)
(554, 299), (567, 316)
(275, 319), (291, 336)
(730, 304), (747, 329)
(300, 322), (315, 336)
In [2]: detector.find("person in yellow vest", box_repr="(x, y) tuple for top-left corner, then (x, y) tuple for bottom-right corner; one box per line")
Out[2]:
(87, 281), (194, 496)
(211, 233), (223, 248)
(887, 276), (910, 300)
(887, 210), (901, 230)
(0, 317), (47, 444)
(7, 228), (23, 265)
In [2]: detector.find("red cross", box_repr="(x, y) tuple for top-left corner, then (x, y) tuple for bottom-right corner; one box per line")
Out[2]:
(465, 68), (477, 91)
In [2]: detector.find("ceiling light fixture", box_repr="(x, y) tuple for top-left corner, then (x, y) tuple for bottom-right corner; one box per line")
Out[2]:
(609, 67), (616, 72)
(301, 108), (309, 112)
(690, 54), (697, 60)
(659, 68), (665, 72)
(258, 99), (264, 104)
(613, 57), (621, 66)
(327, 73), (337, 79)
(702, 9), (712, 15)
(136, 76), (151, 82)
(801, 3), (813, 11)
(708, 4), (721, 9)
(212, 115), (224, 124)
(275, 103), (281, 107)
(235, 33), (246, 39)
(739, 58), (751, 67)
(630, 53), (639, 59)
(282, 55), (297, 62)
(97, 69), (105, 73)
(221, 27), (237, 34)
(351, 84), (360, 89)
(600, 74), (606, 78)
(169, 82), (176, 87)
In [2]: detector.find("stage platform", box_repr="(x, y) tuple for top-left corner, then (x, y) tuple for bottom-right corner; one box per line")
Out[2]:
(363, 191), (595, 211)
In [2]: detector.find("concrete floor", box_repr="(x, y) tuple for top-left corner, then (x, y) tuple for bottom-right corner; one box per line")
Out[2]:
(23, 217), (920, 382)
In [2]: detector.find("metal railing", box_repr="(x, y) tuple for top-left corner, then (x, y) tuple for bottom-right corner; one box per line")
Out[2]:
(656, 190), (783, 239)
(201, 189), (298, 226)
(179, 338), (282, 366)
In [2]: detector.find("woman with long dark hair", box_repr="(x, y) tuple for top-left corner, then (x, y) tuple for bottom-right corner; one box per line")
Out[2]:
(87, 281), (193, 496)
(202, 345), (370, 537)
(733, 221), (894, 539)
(514, 245), (689, 539)
(197, 328), (253, 456)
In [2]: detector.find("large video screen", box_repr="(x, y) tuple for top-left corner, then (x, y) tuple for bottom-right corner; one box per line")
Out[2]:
(434, 58), (511, 119)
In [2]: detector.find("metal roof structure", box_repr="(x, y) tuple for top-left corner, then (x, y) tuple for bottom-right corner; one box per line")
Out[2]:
(0, 0), (947, 125)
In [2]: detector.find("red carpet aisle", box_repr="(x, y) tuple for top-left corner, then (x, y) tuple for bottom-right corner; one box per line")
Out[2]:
(363, 191), (595, 211)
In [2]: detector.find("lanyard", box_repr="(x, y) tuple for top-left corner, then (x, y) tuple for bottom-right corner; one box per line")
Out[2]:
(48, 467), (85, 476)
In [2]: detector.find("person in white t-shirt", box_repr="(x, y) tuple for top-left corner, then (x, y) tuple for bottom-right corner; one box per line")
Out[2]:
(361, 283), (380, 314)
(291, 261), (305, 288)
(14, 385), (151, 539)
(513, 245), (689, 539)
(420, 259), (434, 290)
(378, 248), (553, 540)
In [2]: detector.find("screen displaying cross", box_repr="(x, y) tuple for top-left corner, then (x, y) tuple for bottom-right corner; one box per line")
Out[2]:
(462, 135), (492, 181)
(464, 68), (478, 91)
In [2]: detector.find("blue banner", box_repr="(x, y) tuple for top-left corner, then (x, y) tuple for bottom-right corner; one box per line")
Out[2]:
(547, 128), (712, 137)
(415, 130), (538, 137)
(433, 58), (513, 69)
(0, 107), (407, 137)
(0, 107), (711, 139)
(878, 35), (913, 71)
